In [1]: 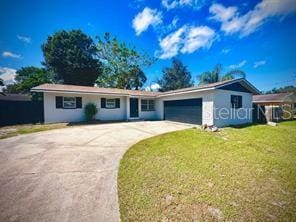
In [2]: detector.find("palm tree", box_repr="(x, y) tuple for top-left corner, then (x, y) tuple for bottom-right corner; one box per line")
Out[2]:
(198, 64), (246, 85)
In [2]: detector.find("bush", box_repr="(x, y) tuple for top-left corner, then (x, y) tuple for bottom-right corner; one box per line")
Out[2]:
(84, 103), (98, 121)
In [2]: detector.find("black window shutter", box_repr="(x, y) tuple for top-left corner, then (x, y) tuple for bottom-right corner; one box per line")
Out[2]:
(76, 97), (82, 108)
(101, 98), (106, 108)
(238, 96), (242, 108)
(231, 95), (235, 103)
(231, 95), (235, 108)
(56, 96), (63, 109)
(115, 98), (120, 108)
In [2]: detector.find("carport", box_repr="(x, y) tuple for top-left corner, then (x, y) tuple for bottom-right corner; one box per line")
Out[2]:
(253, 92), (296, 122)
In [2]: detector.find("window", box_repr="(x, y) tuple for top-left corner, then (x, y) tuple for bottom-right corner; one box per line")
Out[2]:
(63, 97), (76, 109)
(106, 99), (116, 108)
(101, 98), (120, 109)
(231, 95), (242, 109)
(141, 99), (155, 111)
(56, 97), (82, 109)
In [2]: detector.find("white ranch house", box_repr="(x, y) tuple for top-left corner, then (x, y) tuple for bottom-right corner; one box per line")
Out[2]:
(31, 78), (260, 127)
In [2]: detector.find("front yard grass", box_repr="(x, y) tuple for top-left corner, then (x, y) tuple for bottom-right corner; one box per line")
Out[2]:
(0, 123), (68, 139)
(118, 121), (296, 221)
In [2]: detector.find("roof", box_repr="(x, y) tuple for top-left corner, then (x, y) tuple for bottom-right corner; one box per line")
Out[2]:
(31, 78), (260, 97)
(158, 78), (261, 96)
(253, 92), (295, 103)
(32, 83), (160, 97)
(0, 93), (31, 101)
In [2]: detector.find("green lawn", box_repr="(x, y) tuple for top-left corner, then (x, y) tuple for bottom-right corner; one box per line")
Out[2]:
(118, 121), (296, 221)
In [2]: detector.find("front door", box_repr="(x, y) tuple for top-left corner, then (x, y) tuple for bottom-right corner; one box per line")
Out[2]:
(130, 98), (139, 118)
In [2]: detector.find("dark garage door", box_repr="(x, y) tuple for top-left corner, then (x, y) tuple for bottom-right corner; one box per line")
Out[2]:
(164, 98), (202, 125)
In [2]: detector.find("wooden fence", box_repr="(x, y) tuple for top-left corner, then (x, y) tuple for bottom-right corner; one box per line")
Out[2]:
(0, 100), (44, 126)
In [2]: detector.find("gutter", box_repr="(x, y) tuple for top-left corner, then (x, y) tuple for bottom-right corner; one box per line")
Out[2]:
(31, 89), (157, 97)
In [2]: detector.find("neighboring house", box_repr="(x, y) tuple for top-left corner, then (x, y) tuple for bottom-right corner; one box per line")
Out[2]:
(31, 78), (260, 127)
(253, 92), (296, 122)
(0, 93), (31, 101)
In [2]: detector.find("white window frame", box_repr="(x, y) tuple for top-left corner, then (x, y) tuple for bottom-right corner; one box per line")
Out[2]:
(63, 97), (76, 109)
(141, 99), (155, 111)
(106, 98), (116, 109)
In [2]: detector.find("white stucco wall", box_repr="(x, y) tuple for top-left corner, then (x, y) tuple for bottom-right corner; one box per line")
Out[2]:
(139, 98), (158, 120)
(155, 90), (215, 126)
(125, 97), (157, 120)
(43, 92), (127, 123)
(213, 89), (253, 127)
(43, 89), (253, 126)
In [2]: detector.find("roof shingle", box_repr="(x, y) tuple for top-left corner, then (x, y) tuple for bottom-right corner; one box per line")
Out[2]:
(31, 78), (260, 97)
(253, 93), (294, 103)
(32, 84), (160, 97)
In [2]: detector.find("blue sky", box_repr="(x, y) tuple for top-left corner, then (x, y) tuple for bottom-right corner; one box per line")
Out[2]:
(0, 0), (296, 91)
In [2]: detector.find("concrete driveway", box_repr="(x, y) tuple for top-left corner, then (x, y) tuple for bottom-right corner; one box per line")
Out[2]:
(0, 121), (190, 222)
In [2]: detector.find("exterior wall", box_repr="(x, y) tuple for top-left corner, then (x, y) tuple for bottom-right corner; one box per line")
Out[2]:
(139, 98), (158, 120)
(43, 92), (127, 123)
(213, 89), (253, 127)
(43, 89), (254, 126)
(125, 97), (158, 120)
(155, 90), (215, 126)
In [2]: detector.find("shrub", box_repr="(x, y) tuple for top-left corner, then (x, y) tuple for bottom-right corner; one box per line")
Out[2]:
(84, 103), (98, 121)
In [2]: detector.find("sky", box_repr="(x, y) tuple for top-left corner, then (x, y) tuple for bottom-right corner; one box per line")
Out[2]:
(0, 0), (296, 92)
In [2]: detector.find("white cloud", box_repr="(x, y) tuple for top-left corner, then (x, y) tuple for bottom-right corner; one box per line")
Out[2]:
(209, 0), (296, 37)
(156, 16), (179, 36)
(172, 17), (179, 27)
(132, 7), (162, 36)
(253, 60), (266, 68)
(156, 25), (215, 59)
(221, 48), (230, 54)
(2, 51), (22, 59)
(209, 3), (237, 22)
(162, 0), (204, 10)
(0, 67), (17, 88)
(145, 83), (161, 91)
(181, 26), (215, 53)
(17, 35), (31, 43)
(157, 26), (186, 59)
(229, 60), (247, 69)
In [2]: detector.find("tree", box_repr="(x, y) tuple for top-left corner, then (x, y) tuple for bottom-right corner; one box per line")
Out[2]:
(3, 84), (19, 93)
(14, 66), (53, 93)
(265, 85), (296, 94)
(158, 58), (193, 92)
(124, 66), (147, 90)
(96, 33), (153, 89)
(0, 78), (3, 86)
(198, 64), (246, 85)
(42, 30), (102, 86)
